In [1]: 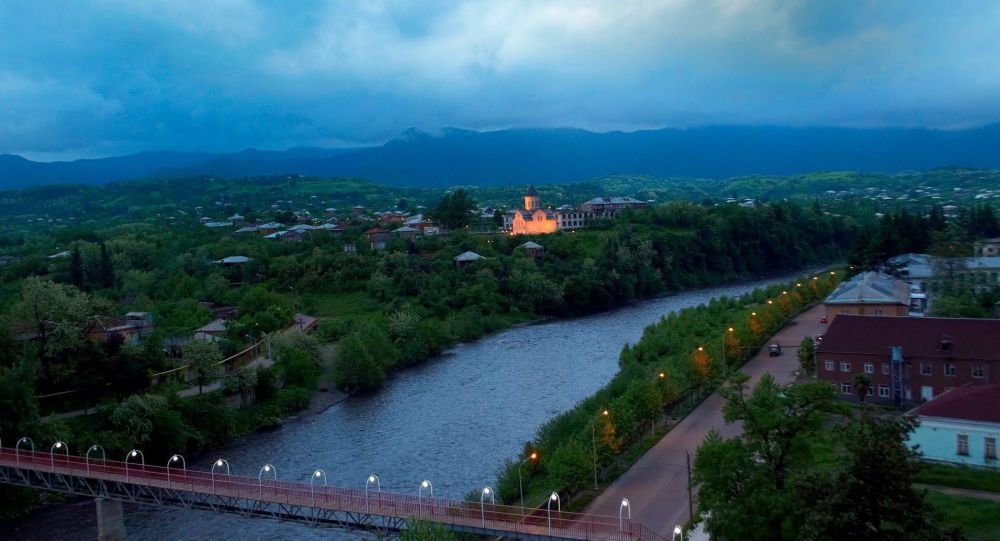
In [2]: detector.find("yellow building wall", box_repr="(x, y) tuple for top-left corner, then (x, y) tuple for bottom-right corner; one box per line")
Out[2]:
(512, 213), (558, 235)
(824, 303), (909, 323)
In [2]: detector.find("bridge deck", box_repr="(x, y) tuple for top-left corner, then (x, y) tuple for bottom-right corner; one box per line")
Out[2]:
(0, 446), (667, 541)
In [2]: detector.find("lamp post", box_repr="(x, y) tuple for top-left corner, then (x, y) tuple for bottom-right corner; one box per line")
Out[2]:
(480, 486), (494, 527)
(310, 469), (327, 507)
(125, 449), (144, 482)
(365, 474), (381, 513)
(15, 437), (34, 467)
(49, 441), (68, 472)
(258, 464), (276, 498)
(547, 492), (560, 534)
(619, 498), (631, 531)
(166, 455), (185, 488)
(673, 525), (684, 541)
(591, 409), (609, 489)
(85, 445), (105, 475)
(419, 480), (433, 516)
(517, 451), (538, 512)
(211, 458), (230, 495)
(723, 327), (734, 375)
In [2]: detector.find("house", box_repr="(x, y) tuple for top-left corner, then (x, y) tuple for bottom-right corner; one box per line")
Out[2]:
(316, 223), (346, 235)
(226, 213), (246, 225)
(343, 243), (357, 254)
(256, 222), (284, 234)
(204, 221), (234, 228)
(517, 241), (544, 258)
(511, 186), (559, 235)
(194, 319), (227, 341)
(394, 226), (419, 239)
(379, 212), (409, 224)
(816, 315), (1000, 404)
(48, 251), (71, 260)
(215, 255), (252, 265)
(86, 311), (154, 345)
(579, 196), (649, 217)
(352, 205), (367, 217)
(288, 224), (316, 234)
(975, 237), (1000, 257)
(822, 271), (913, 322)
(454, 251), (484, 267)
(364, 228), (389, 250)
(233, 226), (258, 235)
(908, 384), (1000, 468)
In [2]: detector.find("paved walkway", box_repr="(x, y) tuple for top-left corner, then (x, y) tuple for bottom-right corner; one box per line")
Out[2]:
(915, 484), (1000, 502)
(585, 304), (828, 535)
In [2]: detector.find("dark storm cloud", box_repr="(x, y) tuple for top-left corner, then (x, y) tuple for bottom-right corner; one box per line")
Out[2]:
(1, 0), (998, 158)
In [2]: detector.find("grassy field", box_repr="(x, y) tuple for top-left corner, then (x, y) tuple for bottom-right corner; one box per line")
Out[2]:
(925, 492), (1000, 541)
(914, 463), (1000, 493)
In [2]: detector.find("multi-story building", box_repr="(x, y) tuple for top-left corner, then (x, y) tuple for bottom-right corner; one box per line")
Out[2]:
(822, 271), (914, 322)
(908, 384), (1000, 467)
(815, 315), (1000, 404)
(507, 187), (649, 235)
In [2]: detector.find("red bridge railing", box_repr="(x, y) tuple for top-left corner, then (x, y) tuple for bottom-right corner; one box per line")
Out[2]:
(0, 446), (668, 541)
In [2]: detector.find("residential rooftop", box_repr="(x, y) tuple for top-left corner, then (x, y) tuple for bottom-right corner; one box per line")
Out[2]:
(823, 271), (910, 306)
(817, 314), (1000, 361)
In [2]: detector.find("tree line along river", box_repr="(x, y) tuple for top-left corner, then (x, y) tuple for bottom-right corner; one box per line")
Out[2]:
(9, 270), (812, 540)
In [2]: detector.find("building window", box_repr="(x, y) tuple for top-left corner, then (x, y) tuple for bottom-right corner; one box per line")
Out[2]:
(882, 363), (890, 375)
(920, 363), (932, 376)
(840, 361), (851, 372)
(825, 360), (834, 371)
(878, 385), (890, 398)
(945, 363), (956, 377)
(957, 434), (969, 456)
(866, 386), (873, 396)
(864, 363), (874, 374)
(873, 309), (883, 316)
(840, 383), (853, 395)
(973, 365), (985, 379)
(986, 438), (998, 460)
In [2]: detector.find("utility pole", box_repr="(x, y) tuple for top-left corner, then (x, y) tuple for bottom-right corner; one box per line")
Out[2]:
(686, 450), (694, 524)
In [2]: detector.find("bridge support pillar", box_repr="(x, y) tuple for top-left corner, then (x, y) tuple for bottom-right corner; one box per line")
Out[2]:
(96, 497), (127, 541)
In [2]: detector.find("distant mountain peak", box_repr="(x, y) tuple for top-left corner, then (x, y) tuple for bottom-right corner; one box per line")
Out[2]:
(389, 127), (432, 144)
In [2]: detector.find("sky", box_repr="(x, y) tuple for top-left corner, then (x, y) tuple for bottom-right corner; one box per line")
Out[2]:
(1, 0), (999, 160)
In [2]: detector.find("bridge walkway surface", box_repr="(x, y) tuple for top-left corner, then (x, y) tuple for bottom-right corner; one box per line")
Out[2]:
(0, 446), (667, 541)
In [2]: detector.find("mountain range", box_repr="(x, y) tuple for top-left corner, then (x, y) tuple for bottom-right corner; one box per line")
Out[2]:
(3, 124), (1000, 189)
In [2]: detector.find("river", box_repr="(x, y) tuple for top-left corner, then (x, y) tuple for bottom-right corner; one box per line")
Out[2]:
(9, 271), (813, 540)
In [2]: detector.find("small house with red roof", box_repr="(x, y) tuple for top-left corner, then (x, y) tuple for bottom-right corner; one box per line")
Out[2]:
(364, 227), (389, 250)
(908, 384), (1000, 467)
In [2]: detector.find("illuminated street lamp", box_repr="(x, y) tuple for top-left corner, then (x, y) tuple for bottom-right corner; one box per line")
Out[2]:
(547, 492), (561, 534)
(365, 474), (381, 513)
(258, 464), (277, 498)
(167, 454), (186, 488)
(85, 445), (105, 475)
(310, 469), (327, 507)
(211, 458), (230, 494)
(50, 441), (68, 472)
(722, 327), (735, 375)
(480, 486), (494, 526)
(619, 498), (631, 531)
(517, 452), (538, 512)
(591, 409), (610, 489)
(419, 479), (434, 516)
(15, 437), (34, 467)
(673, 525), (684, 541)
(125, 449), (144, 482)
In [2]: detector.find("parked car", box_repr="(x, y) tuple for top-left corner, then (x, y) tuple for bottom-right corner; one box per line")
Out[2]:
(768, 343), (782, 356)
(815, 334), (824, 343)
(820, 316), (828, 324)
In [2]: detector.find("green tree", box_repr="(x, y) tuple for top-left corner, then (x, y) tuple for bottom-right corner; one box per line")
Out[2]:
(431, 189), (476, 230)
(399, 521), (459, 541)
(69, 247), (84, 288)
(12, 277), (100, 378)
(853, 372), (871, 403)
(694, 375), (846, 541)
(796, 409), (964, 541)
(797, 336), (816, 375)
(99, 241), (114, 289)
(183, 340), (222, 394)
(332, 333), (385, 394)
(110, 393), (168, 447)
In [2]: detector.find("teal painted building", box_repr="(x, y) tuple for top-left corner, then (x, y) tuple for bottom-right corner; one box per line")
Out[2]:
(909, 384), (1000, 468)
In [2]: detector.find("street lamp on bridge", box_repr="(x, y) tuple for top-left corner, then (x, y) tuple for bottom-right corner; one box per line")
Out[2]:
(591, 409), (610, 489)
(517, 451), (538, 512)
(15, 437), (34, 467)
(167, 454), (186, 488)
(85, 444), (105, 475)
(365, 474), (381, 514)
(547, 492), (561, 535)
(258, 464), (277, 498)
(480, 486), (494, 527)
(49, 441), (68, 472)
(419, 479), (433, 516)
(619, 498), (631, 531)
(673, 525), (684, 541)
(310, 469), (327, 508)
(211, 458), (231, 495)
(125, 449), (144, 483)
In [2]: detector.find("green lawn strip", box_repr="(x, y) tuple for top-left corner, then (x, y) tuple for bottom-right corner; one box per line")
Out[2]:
(925, 491), (1000, 541)
(914, 463), (1000, 494)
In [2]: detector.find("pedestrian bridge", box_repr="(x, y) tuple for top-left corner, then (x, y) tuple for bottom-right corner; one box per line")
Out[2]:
(0, 443), (668, 541)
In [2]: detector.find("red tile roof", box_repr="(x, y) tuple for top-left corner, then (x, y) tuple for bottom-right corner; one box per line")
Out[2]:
(910, 384), (1000, 423)
(816, 315), (1000, 361)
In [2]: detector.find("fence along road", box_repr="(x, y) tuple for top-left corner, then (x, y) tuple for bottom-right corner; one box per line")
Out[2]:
(0, 445), (668, 541)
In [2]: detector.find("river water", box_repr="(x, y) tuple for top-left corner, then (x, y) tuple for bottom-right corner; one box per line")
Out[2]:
(9, 271), (812, 540)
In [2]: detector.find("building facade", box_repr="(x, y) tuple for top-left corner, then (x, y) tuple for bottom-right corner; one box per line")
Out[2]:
(909, 384), (1000, 468)
(823, 271), (913, 322)
(507, 187), (649, 235)
(816, 315), (1000, 404)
